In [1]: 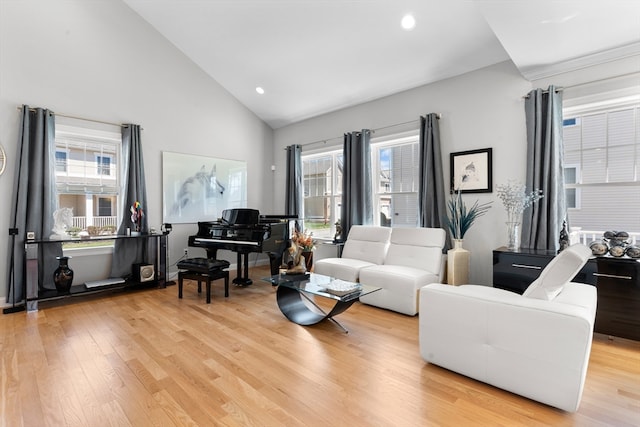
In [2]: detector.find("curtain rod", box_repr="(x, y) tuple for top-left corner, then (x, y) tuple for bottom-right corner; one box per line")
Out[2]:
(523, 70), (640, 98)
(291, 114), (441, 149)
(16, 106), (142, 129)
(523, 87), (564, 99)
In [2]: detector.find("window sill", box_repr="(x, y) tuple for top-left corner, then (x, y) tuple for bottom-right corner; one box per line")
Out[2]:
(63, 245), (114, 257)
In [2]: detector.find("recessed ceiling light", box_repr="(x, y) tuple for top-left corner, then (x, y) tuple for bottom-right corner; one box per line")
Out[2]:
(256, 87), (265, 95)
(401, 14), (415, 30)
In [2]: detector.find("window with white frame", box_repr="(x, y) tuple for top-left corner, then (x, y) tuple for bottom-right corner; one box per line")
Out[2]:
(301, 132), (420, 238)
(55, 124), (121, 239)
(563, 97), (640, 237)
(302, 151), (342, 239)
(373, 134), (420, 228)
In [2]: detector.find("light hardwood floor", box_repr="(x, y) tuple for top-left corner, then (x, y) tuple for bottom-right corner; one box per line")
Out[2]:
(1, 265), (639, 426)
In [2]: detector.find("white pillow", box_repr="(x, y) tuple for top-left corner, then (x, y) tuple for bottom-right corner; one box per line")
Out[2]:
(522, 244), (592, 301)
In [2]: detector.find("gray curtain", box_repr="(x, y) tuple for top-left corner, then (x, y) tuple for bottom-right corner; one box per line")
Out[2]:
(5, 106), (60, 305)
(418, 113), (450, 249)
(285, 144), (303, 229)
(522, 86), (566, 251)
(340, 129), (373, 240)
(110, 124), (149, 278)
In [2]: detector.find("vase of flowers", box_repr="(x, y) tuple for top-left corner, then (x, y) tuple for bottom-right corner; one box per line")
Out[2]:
(293, 229), (316, 271)
(445, 189), (492, 285)
(130, 201), (144, 235)
(496, 181), (543, 251)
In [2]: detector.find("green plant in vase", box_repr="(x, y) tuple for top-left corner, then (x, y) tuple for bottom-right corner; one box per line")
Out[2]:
(445, 189), (492, 242)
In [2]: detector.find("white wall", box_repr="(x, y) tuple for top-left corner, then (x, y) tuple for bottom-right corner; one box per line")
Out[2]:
(274, 61), (533, 285)
(0, 0), (274, 302)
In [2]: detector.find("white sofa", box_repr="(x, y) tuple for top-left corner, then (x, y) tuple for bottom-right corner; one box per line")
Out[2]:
(419, 244), (596, 412)
(314, 225), (446, 315)
(359, 227), (446, 315)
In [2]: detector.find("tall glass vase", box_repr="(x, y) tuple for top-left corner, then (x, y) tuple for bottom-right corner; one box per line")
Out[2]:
(506, 222), (521, 251)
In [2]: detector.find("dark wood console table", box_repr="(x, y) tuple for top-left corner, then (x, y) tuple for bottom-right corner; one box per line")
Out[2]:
(493, 247), (640, 341)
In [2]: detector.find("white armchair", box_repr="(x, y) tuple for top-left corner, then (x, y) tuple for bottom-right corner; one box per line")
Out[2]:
(419, 244), (596, 412)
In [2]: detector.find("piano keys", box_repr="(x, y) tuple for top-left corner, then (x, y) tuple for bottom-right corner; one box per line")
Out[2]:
(188, 208), (297, 286)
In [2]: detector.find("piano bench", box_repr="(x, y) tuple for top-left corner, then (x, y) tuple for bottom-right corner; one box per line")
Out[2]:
(177, 258), (230, 304)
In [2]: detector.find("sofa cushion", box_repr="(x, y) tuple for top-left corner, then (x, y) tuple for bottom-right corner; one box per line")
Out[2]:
(341, 225), (392, 265)
(384, 227), (445, 274)
(359, 264), (440, 315)
(522, 243), (592, 301)
(313, 258), (377, 283)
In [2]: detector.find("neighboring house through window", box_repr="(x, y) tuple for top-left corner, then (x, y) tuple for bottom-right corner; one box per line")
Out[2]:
(55, 124), (121, 238)
(563, 96), (640, 241)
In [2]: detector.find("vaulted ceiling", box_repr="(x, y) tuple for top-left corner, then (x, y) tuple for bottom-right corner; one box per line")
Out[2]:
(122, 0), (640, 128)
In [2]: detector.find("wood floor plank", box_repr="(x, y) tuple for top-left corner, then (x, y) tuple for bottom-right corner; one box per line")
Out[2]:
(1, 265), (639, 426)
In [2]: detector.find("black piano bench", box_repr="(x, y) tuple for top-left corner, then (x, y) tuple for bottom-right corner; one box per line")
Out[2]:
(177, 258), (231, 304)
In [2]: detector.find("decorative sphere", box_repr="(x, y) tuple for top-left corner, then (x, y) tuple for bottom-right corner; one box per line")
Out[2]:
(589, 240), (608, 256)
(609, 245), (626, 257)
(626, 245), (640, 259)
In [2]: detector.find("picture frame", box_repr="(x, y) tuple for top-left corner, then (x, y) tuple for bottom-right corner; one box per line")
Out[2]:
(162, 151), (247, 224)
(450, 148), (492, 193)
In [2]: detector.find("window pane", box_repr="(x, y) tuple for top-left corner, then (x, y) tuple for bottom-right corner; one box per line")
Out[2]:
(581, 149), (607, 183)
(564, 167), (577, 184)
(567, 185), (640, 231)
(55, 151), (67, 172)
(581, 114), (606, 150)
(563, 119), (581, 151)
(608, 109), (635, 147)
(608, 146), (635, 182)
(388, 193), (418, 227)
(565, 188), (576, 208)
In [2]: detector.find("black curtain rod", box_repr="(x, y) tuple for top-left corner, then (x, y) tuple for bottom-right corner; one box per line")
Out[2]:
(16, 106), (142, 130)
(523, 87), (564, 99)
(291, 115), (441, 149)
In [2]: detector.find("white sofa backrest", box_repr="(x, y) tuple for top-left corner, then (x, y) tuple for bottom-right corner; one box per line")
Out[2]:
(384, 227), (445, 273)
(342, 225), (391, 265)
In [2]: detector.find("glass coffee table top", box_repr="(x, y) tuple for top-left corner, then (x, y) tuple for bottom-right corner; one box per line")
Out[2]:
(263, 273), (381, 333)
(263, 273), (380, 302)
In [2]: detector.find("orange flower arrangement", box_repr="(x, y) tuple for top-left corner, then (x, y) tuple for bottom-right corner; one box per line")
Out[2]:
(292, 230), (316, 252)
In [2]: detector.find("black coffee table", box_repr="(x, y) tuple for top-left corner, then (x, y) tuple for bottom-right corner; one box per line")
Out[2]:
(263, 273), (381, 333)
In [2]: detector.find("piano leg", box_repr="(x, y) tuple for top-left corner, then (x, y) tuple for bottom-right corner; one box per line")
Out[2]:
(233, 251), (253, 286)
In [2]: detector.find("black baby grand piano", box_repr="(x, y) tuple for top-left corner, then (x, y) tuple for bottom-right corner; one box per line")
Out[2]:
(188, 208), (296, 286)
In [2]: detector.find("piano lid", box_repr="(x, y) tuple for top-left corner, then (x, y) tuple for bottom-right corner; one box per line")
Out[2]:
(222, 208), (260, 225)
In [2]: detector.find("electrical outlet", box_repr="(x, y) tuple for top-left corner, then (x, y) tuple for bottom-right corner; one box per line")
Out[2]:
(183, 248), (188, 257)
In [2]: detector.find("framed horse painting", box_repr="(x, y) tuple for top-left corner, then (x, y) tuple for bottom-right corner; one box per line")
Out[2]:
(162, 152), (247, 223)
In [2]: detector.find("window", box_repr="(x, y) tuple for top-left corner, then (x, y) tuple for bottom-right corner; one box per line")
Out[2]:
(563, 98), (640, 236)
(55, 124), (121, 241)
(302, 151), (342, 239)
(55, 150), (68, 172)
(301, 132), (420, 238)
(96, 155), (112, 176)
(373, 135), (419, 228)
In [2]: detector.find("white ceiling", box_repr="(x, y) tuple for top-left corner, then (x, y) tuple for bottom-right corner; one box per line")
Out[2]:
(122, 0), (640, 129)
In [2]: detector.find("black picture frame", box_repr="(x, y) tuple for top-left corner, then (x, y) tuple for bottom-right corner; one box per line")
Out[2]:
(450, 148), (492, 193)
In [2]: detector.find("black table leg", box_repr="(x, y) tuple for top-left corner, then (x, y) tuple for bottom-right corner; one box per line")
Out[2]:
(276, 285), (356, 333)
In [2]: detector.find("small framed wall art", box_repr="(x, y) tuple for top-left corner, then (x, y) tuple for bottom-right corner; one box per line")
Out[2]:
(450, 148), (492, 193)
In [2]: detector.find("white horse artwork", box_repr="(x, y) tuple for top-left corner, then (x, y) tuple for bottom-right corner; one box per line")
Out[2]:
(170, 164), (225, 216)
(51, 207), (74, 239)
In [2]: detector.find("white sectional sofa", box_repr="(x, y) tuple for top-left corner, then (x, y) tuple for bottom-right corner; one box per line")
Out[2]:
(314, 225), (446, 315)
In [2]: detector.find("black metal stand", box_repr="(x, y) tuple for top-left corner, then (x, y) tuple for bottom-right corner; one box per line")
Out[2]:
(3, 227), (25, 314)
